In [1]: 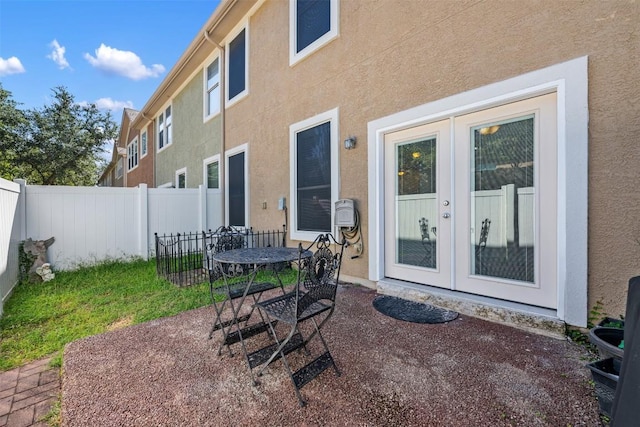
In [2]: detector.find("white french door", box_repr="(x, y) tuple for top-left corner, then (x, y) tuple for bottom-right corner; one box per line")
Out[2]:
(384, 93), (558, 309)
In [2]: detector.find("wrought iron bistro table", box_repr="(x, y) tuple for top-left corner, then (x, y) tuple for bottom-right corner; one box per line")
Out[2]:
(211, 247), (312, 368)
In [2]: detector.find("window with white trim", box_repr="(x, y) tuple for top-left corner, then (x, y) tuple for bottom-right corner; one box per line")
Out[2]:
(176, 167), (187, 189)
(127, 137), (138, 171)
(227, 27), (247, 103)
(157, 105), (172, 151)
(205, 57), (220, 119)
(203, 155), (220, 189)
(141, 130), (147, 157)
(290, 0), (339, 65)
(290, 108), (339, 241)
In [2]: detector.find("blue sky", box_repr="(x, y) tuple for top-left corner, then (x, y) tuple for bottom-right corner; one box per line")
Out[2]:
(0, 0), (220, 116)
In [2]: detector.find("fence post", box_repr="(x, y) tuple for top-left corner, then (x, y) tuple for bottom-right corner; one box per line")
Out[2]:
(198, 184), (206, 232)
(138, 184), (149, 260)
(13, 179), (26, 241)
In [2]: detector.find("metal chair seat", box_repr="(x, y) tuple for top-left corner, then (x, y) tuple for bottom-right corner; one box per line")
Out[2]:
(258, 291), (332, 325)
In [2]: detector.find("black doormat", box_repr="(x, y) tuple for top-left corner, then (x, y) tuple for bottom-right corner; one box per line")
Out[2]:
(372, 295), (459, 324)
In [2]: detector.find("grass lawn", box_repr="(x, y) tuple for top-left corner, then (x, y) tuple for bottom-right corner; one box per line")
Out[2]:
(0, 258), (296, 371)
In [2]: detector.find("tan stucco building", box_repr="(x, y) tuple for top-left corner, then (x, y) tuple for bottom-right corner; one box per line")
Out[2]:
(114, 0), (640, 333)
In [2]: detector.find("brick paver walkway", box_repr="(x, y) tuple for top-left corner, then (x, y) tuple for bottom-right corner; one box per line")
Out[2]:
(0, 358), (59, 427)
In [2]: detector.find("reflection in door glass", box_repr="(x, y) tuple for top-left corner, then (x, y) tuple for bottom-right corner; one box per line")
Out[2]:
(395, 137), (437, 269)
(471, 116), (535, 283)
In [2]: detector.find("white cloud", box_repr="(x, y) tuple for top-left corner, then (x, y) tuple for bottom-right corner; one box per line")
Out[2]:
(84, 44), (165, 80)
(0, 56), (26, 76)
(47, 39), (70, 70)
(78, 98), (134, 112)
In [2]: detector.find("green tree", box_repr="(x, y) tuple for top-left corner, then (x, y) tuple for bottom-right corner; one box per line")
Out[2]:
(0, 84), (27, 180)
(0, 85), (118, 185)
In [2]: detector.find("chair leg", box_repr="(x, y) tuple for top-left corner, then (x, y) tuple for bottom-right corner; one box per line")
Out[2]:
(311, 317), (340, 377)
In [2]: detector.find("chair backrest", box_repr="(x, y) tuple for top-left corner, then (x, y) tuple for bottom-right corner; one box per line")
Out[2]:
(296, 233), (346, 316)
(204, 226), (248, 282)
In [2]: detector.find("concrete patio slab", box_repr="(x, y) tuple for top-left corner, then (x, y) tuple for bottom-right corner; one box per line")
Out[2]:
(62, 285), (601, 426)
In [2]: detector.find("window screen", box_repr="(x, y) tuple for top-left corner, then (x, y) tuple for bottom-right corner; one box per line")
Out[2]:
(297, 0), (331, 53)
(296, 121), (331, 232)
(228, 29), (246, 100)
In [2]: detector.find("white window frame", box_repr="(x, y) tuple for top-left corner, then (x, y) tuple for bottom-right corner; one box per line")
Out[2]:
(204, 55), (221, 121)
(175, 167), (187, 189)
(157, 105), (173, 153)
(225, 24), (249, 107)
(140, 129), (148, 158)
(127, 137), (139, 171)
(289, 107), (340, 242)
(203, 154), (221, 189)
(289, 0), (339, 66)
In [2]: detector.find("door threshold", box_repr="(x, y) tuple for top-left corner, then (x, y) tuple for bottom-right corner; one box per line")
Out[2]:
(377, 278), (565, 339)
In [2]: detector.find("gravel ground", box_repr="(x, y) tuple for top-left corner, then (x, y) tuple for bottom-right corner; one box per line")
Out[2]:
(62, 285), (601, 426)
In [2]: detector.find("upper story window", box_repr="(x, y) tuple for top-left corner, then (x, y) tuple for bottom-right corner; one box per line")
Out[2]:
(226, 27), (248, 104)
(127, 137), (138, 171)
(289, 108), (339, 241)
(141, 130), (148, 157)
(157, 105), (172, 151)
(290, 0), (339, 65)
(205, 57), (220, 119)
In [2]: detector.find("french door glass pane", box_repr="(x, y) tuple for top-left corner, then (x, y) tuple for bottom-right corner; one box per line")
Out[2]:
(470, 116), (535, 283)
(395, 137), (437, 268)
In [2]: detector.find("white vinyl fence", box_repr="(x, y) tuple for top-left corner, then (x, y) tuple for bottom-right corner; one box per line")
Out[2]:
(398, 184), (534, 247)
(0, 178), (23, 316)
(0, 181), (224, 314)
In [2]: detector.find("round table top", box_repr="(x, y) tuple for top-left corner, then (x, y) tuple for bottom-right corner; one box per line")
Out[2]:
(212, 246), (312, 264)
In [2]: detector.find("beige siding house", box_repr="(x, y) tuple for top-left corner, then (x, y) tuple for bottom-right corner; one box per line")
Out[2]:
(128, 0), (640, 332)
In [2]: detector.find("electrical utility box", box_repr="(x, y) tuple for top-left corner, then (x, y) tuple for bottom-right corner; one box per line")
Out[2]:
(335, 199), (355, 227)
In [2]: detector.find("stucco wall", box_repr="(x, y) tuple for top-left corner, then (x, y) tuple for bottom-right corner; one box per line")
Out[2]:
(155, 73), (222, 188)
(220, 0), (640, 317)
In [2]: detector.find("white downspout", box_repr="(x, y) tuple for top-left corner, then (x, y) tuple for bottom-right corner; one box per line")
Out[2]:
(203, 30), (226, 225)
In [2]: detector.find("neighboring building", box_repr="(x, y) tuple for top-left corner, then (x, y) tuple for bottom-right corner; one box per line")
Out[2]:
(98, 108), (138, 187)
(124, 117), (154, 188)
(115, 0), (640, 330)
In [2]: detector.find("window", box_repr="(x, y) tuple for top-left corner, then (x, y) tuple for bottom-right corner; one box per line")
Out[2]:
(203, 155), (220, 189)
(157, 106), (172, 151)
(176, 168), (187, 189)
(227, 27), (247, 103)
(116, 158), (123, 179)
(205, 58), (220, 118)
(127, 137), (138, 171)
(141, 130), (147, 157)
(290, 0), (339, 65)
(290, 108), (339, 241)
(226, 148), (246, 227)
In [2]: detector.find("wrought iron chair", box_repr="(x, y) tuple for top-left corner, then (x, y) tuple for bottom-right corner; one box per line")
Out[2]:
(204, 226), (283, 349)
(249, 233), (346, 406)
